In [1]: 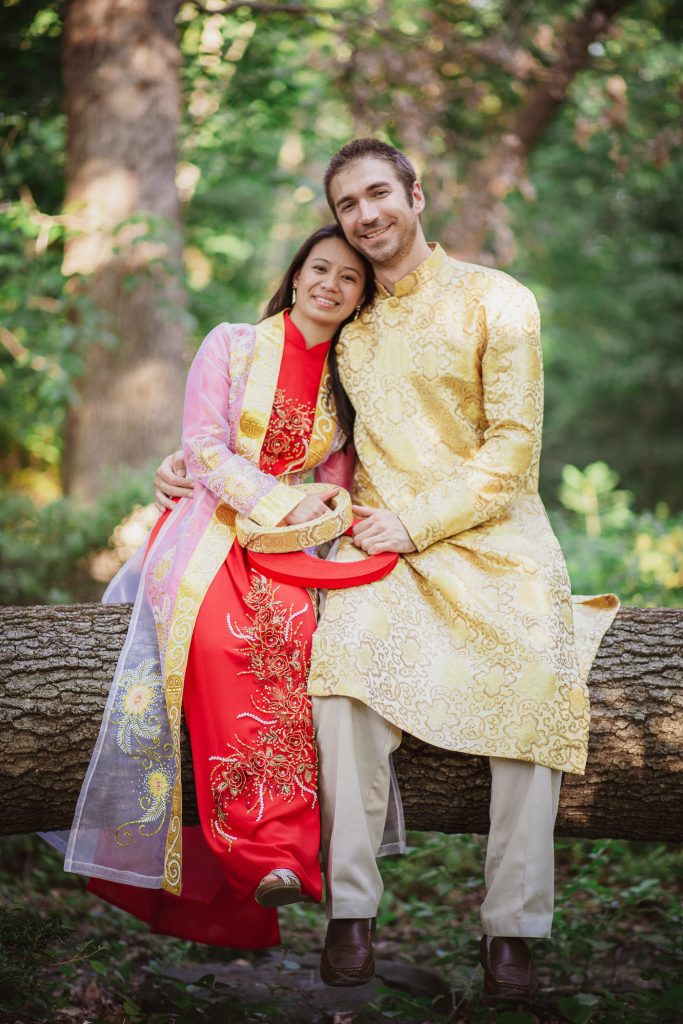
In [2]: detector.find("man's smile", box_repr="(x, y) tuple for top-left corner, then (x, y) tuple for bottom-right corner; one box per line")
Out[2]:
(359, 223), (392, 241)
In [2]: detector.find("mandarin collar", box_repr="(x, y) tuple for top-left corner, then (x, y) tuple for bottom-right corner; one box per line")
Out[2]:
(284, 308), (331, 354)
(375, 243), (446, 299)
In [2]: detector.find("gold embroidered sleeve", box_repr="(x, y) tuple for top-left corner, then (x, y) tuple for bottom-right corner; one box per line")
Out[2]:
(399, 284), (543, 551)
(249, 482), (302, 527)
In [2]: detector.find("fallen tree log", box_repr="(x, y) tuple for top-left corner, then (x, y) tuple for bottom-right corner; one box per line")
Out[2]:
(0, 604), (681, 842)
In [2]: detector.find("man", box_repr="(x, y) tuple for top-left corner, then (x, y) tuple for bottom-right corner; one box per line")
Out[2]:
(155, 139), (617, 1002)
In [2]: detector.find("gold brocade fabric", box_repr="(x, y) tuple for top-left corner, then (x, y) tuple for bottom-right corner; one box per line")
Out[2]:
(236, 484), (353, 553)
(307, 246), (619, 775)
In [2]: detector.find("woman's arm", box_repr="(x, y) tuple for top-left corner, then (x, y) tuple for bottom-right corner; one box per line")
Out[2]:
(399, 284), (543, 552)
(182, 324), (302, 527)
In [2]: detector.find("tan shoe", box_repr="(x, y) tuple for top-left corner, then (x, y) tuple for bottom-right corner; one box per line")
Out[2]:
(320, 917), (376, 987)
(254, 868), (313, 908)
(479, 935), (539, 1004)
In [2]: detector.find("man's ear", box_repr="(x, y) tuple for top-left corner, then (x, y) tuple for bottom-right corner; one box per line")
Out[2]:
(411, 181), (426, 215)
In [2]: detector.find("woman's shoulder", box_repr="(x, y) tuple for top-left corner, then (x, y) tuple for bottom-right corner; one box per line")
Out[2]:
(198, 321), (257, 352)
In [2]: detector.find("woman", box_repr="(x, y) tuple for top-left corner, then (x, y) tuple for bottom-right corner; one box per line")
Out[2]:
(59, 224), (374, 949)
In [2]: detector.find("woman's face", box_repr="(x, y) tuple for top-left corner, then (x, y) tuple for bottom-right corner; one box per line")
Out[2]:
(293, 237), (366, 329)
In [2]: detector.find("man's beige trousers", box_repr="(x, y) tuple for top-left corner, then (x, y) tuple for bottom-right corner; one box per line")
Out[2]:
(313, 695), (562, 938)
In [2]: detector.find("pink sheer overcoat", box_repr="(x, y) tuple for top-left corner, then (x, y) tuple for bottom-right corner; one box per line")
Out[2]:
(61, 315), (354, 895)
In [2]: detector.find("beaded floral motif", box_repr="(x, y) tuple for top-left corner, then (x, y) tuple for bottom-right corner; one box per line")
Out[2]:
(208, 573), (317, 848)
(259, 388), (314, 471)
(112, 658), (175, 846)
(148, 545), (176, 656)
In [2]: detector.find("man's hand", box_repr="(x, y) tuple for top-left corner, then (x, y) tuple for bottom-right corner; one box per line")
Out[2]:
(155, 450), (194, 511)
(281, 487), (340, 526)
(351, 505), (417, 554)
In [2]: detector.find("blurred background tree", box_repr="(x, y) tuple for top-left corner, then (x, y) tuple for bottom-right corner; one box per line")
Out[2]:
(0, 0), (681, 603)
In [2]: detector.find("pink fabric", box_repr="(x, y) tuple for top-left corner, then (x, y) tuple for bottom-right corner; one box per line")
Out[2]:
(316, 443), (356, 491)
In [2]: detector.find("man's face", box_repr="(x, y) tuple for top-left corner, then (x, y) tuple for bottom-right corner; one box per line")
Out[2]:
(328, 157), (425, 268)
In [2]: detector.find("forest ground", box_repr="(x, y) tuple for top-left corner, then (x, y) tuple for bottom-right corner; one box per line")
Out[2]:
(2, 830), (681, 1024)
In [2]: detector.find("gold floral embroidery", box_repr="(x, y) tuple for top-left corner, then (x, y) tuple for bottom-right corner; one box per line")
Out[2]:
(308, 247), (619, 775)
(208, 574), (317, 848)
(259, 388), (314, 471)
(112, 658), (174, 846)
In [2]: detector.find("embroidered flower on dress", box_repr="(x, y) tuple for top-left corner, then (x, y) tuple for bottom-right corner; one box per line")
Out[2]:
(208, 574), (317, 849)
(147, 770), (171, 800)
(123, 683), (155, 716)
(259, 388), (314, 470)
(112, 658), (175, 846)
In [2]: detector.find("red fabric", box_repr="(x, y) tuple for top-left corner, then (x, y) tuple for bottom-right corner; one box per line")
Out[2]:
(247, 543), (398, 589)
(89, 313), (328, 947)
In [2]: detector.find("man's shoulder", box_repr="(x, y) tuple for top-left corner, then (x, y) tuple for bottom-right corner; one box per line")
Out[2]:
(442, 254), (535, 303)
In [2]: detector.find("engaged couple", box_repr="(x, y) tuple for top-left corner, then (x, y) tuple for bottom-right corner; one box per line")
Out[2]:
(49, 138), (618, 1004)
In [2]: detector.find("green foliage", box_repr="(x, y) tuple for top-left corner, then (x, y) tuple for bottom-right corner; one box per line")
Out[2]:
(0, 470), (153, 605)
(551, 462), (683, 606)
(2, 831), (681, 1022)
(2, 0), (682, 522)
(510, 11), (683, 511)
(0, 199), (116, 475)
(0, 899), (71, 1019)
(0, 0), (64, 211)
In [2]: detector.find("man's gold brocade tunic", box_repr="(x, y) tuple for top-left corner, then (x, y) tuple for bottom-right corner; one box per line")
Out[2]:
(307, 245), (618, 774)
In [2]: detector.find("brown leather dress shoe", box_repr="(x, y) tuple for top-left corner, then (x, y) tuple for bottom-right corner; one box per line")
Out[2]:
(320, 918), (376, 987)
(479, 936), (539, 1004)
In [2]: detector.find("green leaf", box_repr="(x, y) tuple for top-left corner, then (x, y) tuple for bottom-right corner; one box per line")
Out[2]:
(654, 984), (683, 1009)
(558, 993), (601, 1024)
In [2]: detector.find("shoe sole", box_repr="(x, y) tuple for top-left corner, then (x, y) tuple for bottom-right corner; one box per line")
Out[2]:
(254, 883), (315, 909)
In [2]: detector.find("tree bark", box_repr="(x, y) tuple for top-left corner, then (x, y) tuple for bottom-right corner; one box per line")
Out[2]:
(1, 604), (681, 841)
(61, 0), (186, 502)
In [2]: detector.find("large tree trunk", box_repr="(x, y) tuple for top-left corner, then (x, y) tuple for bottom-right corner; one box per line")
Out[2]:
(1, 604), (681, 842)
(62, 0), (186, 502)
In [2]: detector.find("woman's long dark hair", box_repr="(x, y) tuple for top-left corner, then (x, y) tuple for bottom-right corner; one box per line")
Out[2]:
(262, 223), (375, 444)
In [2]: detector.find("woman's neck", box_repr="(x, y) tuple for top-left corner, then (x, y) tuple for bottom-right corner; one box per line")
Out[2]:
(288, 305), (333, 349)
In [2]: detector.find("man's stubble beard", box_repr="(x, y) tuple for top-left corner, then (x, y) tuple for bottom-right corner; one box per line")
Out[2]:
(350, 209), (420, 270)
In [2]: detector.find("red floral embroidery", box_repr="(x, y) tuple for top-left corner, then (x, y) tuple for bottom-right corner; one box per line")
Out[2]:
(209, 574), (317, 848)
(259, 388), (314, 471)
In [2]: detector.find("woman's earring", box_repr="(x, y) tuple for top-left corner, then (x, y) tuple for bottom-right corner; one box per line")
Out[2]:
(353, 304), (361, 320)
(291, 286), (297, 306)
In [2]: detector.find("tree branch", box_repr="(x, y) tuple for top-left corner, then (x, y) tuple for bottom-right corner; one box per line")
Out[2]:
(446, 0), (634, 262)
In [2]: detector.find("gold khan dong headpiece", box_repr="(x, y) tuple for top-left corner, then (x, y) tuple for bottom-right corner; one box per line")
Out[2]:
(235, 483), (398, 589)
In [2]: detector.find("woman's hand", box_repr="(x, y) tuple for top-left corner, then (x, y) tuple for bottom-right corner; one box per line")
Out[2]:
(155, 450), (194, 510)
(351, 504), (417, 554)
(281, 487), (340, 526)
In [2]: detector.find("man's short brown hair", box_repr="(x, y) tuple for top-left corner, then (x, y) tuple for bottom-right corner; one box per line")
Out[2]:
(324, 138), (417, 212)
